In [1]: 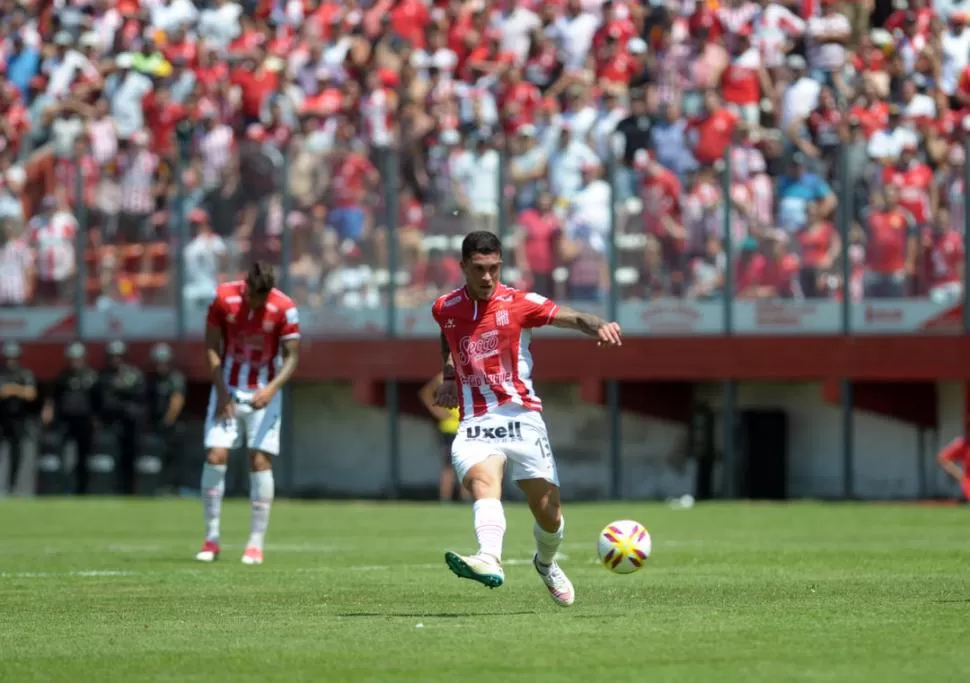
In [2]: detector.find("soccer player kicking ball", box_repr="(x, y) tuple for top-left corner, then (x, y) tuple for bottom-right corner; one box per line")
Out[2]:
(432, 231), (622, 607)
(195, 262), (301, 565)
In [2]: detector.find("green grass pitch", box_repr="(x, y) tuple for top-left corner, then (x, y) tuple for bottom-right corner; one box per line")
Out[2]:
(1, 499), (968, 682)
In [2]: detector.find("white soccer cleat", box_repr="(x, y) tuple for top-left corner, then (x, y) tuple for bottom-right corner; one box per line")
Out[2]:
(195, 540), (220, 563)
(444, 551), (504, 588)
(241, 546), (264, 565)
(533, 555), (575, 607)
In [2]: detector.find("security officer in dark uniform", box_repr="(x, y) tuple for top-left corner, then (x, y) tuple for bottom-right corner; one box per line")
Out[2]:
(43, 342), (99, 494)
(98, 340), (147, 495)
(0, 341), (38, 494)
(145, 343), (186, 491)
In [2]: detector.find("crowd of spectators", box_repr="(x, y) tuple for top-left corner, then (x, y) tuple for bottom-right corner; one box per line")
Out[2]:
(0, 0), (968, 315)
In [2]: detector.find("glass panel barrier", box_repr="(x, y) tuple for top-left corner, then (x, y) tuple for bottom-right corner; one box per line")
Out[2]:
(0, 147), (79, 340)
(613, 90), (725, 336)
(83, 133), (181, 341)
(851, 135), (963, 335)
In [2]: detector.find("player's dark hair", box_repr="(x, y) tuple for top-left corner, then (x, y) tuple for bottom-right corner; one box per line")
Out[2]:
(245, 261), (276, 295)
(461, 231), (502, 261)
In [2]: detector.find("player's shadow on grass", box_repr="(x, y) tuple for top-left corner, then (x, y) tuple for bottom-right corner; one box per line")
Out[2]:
(337, 611), (537, 618)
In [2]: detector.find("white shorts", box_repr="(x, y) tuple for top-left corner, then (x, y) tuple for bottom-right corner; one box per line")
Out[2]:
(451, 403), (559, 486)
(204, 387), (282, 456)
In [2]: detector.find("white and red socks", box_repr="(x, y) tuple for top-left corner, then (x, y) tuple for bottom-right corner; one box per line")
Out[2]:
(534, 517), (565, 570)
(200, 463), (227, 543)
(247, 470), (275, 550)
(473, 498), (506, 562)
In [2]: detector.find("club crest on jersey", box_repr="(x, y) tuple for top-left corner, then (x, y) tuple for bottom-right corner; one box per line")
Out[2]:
(263, 321), (275, 333)
(458, 330), (499, 364)
(226, 314), (236, 323)
(495, 309), (509, 326)
(465, 421), (523, 442)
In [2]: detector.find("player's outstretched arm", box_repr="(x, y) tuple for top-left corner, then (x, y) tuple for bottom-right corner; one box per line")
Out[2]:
(550, 305), (623, 346)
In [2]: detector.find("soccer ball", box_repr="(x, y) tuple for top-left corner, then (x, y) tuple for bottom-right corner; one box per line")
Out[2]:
(597, 520), (652, 574)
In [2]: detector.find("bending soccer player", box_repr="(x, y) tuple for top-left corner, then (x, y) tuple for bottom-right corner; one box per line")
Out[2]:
(432, 231), (622, 606)
(195, 262), (301, 565)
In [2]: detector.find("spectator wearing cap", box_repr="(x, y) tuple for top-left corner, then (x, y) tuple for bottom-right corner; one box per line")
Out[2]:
(42, 342), (99, 495)
(737, 230), (802, 299)
(548, 121), (599, 208)
(780, 54), (821, 130)
(453, 132), (501, 234)
(776, 151), (837, 235)
(183, 208), (228, 310)
(108, 52), (153, 141)
(941, 12), (970, 100)
(863, 184), (918, 298)
(98, 340), (146, 496)
(509, 124), (548, 213)
(0, 340), (37, 495)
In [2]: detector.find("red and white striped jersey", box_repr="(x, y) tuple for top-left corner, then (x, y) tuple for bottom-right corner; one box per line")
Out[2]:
(432, 284), (559, 420)
(29, 212), (77, 282)
(206, 281), (301, 390)
(0, 237), (33, 305)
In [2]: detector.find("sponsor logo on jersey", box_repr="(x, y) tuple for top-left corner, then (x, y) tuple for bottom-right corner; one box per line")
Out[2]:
(443, 294), (463, 308)
(458, 330), (500, 364)
(465, 370), (513, 388)
(285, 307), (299, 324)
(465, 421), (523, 442)
(495, 294), (513, 302)
(263, 321), (275, 333)
(444, 318), (456, 329)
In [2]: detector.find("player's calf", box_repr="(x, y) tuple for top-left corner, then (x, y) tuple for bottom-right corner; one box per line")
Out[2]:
(243, 451), (274, 565)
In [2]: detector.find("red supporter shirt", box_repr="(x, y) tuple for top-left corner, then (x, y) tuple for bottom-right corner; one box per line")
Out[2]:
(331, 153), (376, 208)
(231, 68), (279, 119)
(925, 229), (964, 288)
(737, 253), (800, 296)
(432, 284), (559, 420)
(881, 163), (933, 224)
(796, 222), (835, 268)
(642, 168), (683, 240)
(519, 210), (561, 275)
(866, 210), (913, 274)
(691, 109), (738, 166)
(205, 281), (301, 390)
(938, 436), (970, 498)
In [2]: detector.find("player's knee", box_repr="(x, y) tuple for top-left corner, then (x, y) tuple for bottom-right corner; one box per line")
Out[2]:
(206, 449), (229, 466)
(249, 450), (272, 472)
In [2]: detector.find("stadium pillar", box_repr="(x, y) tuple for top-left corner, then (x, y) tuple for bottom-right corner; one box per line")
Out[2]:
(75, 153), (87, 339)
(838, 144), (855, 501)
(606, 141), (621, 500)
(720, 145), (737, 499)
(384, 148), (401, 499)
(279, 151), (295, 497)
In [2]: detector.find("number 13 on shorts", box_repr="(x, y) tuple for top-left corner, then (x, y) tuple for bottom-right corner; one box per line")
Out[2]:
(535, 436), (552, 460)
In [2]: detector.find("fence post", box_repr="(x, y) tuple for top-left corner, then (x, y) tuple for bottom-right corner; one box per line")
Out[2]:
(720, 146), (736, 498)
(606, 141), (621, 500)
(75, 155), (87, 339)
(384, 148), (401, 499)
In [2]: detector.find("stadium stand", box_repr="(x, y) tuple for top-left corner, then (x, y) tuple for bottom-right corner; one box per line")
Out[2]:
(0, 0), (965, 312)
